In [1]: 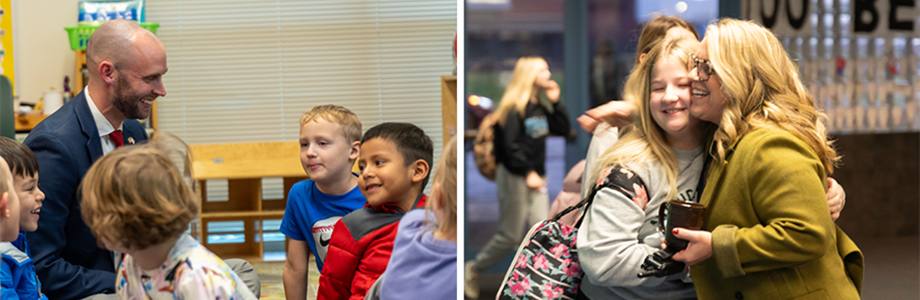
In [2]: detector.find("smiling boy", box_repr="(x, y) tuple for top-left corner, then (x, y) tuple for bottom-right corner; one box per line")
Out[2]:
(317, 122), (433, 300)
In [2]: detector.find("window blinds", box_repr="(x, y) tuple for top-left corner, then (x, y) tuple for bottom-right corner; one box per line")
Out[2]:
(147, 0), (455, 152)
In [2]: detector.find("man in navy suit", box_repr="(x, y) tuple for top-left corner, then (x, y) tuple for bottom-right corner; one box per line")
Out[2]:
(23, 19), (166, 299)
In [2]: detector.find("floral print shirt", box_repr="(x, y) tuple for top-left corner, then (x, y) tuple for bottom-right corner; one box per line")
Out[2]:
(116, 234), (256, 300)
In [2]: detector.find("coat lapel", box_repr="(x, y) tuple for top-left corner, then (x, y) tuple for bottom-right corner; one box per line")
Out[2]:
(72, 94), (104, 161)
(699, 135), (742, 210)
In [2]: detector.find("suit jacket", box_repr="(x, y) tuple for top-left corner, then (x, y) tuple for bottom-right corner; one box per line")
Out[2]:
(690, 128), (861, 300)
(23, 92), (148, 300)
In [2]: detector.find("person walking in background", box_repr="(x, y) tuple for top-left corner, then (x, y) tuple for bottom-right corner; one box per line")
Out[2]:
(465, 56), (570, 299)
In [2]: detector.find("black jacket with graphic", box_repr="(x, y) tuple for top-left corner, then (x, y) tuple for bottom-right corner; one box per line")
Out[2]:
(494, 100), (570, 176)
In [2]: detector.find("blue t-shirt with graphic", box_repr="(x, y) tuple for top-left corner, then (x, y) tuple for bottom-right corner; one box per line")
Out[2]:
(279, 177), (366, 271)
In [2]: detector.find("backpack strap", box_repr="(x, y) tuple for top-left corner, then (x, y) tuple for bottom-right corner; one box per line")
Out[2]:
(552, 165), (648, 229)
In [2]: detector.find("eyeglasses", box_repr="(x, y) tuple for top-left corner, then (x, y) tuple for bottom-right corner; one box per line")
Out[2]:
(690, 53), (714, 82)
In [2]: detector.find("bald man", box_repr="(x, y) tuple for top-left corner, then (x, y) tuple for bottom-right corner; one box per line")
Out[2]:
(23, 19), (164, 299)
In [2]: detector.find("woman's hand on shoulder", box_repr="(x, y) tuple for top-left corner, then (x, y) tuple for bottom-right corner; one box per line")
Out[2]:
(577, 100), (634, 133)
(827, 177), (846, 221)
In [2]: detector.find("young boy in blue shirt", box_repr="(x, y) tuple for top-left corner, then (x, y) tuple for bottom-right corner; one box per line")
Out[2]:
(280, 105), (367, 300)
(0, 137), (47, 300)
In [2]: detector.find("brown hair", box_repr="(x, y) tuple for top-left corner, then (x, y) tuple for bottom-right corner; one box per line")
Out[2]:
(0, 136), (39, 178)
(635, 16), (699, 64)
(300, 105), (363, 143)
(80, 137), (199, 250)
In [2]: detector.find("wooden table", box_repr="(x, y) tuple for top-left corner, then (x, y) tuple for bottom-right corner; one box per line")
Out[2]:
(14, 114), (47, 132)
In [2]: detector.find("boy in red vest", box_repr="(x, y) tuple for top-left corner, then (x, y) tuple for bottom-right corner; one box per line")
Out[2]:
(317, 123), (433, 300)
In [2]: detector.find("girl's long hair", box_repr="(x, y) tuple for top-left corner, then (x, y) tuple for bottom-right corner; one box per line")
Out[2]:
(589, 38), (701, 199)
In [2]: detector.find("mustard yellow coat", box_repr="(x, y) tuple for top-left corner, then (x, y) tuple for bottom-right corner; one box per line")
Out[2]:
(690, 128), (862, 300)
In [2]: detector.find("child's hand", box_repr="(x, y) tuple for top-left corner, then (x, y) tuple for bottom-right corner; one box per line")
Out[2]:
(543, 80), (560, 103)
(525, 171), (545, 190)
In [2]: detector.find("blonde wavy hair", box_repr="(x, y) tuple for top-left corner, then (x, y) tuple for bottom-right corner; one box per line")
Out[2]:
(301, 105), (363, 143)
(589, 38), (704, 199)
(80, 135), (199, 250)
(705, 18), (838, 173)
(493, 56), (551, 127)
(427, 137), (456, 239)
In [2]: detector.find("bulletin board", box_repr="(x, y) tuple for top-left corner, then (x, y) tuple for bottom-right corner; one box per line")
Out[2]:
(0, 0), (12, 95)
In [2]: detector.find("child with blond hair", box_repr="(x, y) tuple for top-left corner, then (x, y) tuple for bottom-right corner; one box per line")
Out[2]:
(80, 138), (255, 299)
(281, 105), (367, 300)
(365, 136), (457, 300)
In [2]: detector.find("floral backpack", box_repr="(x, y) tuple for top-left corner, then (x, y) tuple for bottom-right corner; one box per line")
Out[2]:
(496, 165), (648, 300)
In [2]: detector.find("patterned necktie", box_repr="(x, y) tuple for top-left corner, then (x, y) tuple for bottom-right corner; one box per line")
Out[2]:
(110, 129), (124, 148)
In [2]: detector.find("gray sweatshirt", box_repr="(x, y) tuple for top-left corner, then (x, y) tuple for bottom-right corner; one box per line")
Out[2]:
(577, 146), (705, 300)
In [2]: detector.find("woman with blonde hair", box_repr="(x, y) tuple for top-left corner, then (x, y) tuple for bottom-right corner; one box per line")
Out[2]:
(671, 18), (861, 299)
(465, 56), (570, 299)
(578, 37), (706, 300)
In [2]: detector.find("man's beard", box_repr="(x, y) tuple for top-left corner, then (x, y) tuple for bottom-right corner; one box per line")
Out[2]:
(112, 75), (152, 120)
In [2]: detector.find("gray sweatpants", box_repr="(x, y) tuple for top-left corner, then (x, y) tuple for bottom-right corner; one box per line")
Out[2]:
(471, 164), (548, 272)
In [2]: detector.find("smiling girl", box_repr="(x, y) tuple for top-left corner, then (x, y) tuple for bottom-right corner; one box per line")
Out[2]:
(577, 37), (707, 300)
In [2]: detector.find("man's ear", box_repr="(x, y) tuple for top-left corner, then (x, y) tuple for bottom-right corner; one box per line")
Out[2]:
(98, 61), (118, 85)
(410, 159), (430, 184)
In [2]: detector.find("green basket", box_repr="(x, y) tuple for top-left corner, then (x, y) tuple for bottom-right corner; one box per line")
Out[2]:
(65, 22), (160, 51)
